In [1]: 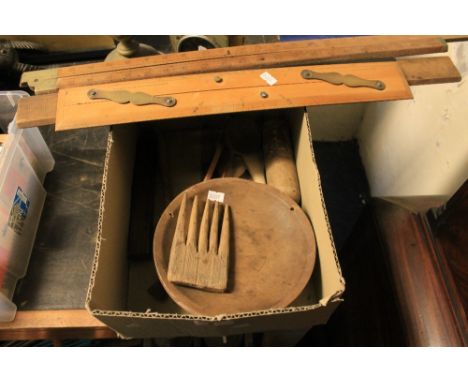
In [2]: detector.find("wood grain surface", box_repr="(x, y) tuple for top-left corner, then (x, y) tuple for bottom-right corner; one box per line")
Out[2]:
(167, 195), (231, 292)
(16, 56), (462, 130)
(373, 199), (466, 346)
(58, 36), (446, 77)
(263, 119), (301, 203)
(54, 62), (411, 131)
(431, 181), (468, 341)
(0, 310), (115, 341)
(16, 93), (57, 128)
(154, 178), (317, 316)
(20, 36), (447, 94)
(440, 35), (468, 42)
(398, 56), (461, 85)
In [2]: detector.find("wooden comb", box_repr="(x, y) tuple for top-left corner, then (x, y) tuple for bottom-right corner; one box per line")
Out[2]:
(168, 193), (230, 292)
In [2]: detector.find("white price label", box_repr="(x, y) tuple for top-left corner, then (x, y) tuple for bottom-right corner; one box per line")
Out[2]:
(207, 190), (225, 203)
(260, 71), (278, 86)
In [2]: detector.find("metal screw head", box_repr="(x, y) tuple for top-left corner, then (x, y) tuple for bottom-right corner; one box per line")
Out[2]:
(260, 91), (269, 98)
(165, 98), (176, 107)
(214, 76), (223, 83)
(375, 81), (385, 91)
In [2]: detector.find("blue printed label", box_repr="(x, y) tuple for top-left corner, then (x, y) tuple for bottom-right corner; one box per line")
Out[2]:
(8, 187), (30, 235)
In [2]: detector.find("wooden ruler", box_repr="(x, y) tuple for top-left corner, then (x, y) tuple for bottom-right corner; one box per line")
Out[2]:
(51, 62), (412, 131)
(16, 56), (461, 130)
(21, 36), (448, 94)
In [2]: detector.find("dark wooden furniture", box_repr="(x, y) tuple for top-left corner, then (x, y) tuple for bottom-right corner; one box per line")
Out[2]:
(374, 199), (466, 346)
(429, 181), (468, 342)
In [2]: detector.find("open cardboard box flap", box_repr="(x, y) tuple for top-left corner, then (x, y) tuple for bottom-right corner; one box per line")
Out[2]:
(86, 109), (345, 339)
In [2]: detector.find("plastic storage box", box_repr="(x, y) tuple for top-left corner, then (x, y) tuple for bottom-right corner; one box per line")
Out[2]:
(0, 91), (55, 322)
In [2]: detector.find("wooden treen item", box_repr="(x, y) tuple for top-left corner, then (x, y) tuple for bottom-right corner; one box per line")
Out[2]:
(153, 178), (317, 316)
(168, 194), (230, 292)
(263, 118), (301, 203)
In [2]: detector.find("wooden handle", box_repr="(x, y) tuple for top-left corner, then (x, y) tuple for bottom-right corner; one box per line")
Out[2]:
(263, 120), (301, 203)
(203, 142), (224, 181)
(242, 152), (266, 184)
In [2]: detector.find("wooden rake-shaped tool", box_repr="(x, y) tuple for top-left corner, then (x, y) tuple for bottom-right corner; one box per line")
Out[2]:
(168, 194), (230, 292)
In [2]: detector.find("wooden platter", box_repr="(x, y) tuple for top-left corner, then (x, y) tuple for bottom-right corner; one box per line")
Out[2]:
(153, 178), (317, 316)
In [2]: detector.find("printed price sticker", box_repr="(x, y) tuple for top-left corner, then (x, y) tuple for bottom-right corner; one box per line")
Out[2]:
(207, 190), (225, 203)
(260, 71), (278, 86)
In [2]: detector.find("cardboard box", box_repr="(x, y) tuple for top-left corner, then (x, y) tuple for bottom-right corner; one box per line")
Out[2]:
(86, 109), (345, 338)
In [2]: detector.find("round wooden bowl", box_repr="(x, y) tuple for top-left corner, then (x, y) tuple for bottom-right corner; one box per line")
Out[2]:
(153, 178), (316, 316)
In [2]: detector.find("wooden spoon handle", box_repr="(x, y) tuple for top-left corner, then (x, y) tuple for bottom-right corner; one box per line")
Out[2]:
(263, 120), (301, 203)
(242, 152), (266, 184)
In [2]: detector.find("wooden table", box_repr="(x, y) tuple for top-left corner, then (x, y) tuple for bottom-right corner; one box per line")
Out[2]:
(0, 310), (115, 341)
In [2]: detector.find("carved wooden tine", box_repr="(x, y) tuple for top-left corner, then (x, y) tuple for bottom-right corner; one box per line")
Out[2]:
(172, 193), (188, 246)
(218, 204), (230, 260)
(168, 194), (230, 291)
(186, 195), (199, 248)
(198, 199), (211, 253)
(168, 193), (188, 284)
(209, 201), (220, 253)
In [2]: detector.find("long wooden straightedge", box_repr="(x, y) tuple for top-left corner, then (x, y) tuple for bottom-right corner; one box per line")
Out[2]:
(20, 36), (448, 94)
(52, 62), (411, 131)
(15, 56), (461, 130)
